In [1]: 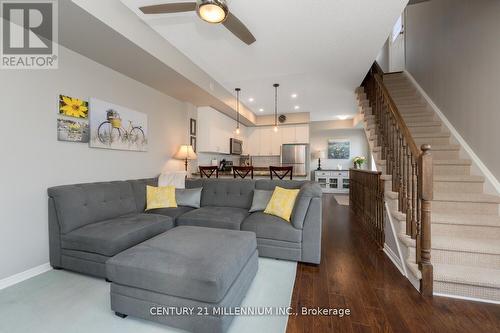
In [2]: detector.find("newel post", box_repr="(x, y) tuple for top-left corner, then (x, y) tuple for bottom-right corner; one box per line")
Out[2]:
(418, 144), (433, 296)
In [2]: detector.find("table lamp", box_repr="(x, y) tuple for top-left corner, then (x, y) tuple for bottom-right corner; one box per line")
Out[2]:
(174, 145), (197, 171)
(312, 150), (326, 170)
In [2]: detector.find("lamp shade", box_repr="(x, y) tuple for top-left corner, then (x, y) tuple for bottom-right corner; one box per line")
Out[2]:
(174, 145), (197, 160)
(312, 150), (326, 159)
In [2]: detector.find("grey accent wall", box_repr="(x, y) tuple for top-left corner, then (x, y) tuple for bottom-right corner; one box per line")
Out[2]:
(406, 0), (500, 180)
(0, 46), (192, 280)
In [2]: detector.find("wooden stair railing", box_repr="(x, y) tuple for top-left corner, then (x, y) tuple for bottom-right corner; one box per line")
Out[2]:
(361, 62), (434, 296)
(349, 169), (384, 248)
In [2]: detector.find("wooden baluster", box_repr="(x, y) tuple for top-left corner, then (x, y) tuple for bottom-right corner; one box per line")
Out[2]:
(406, 149), (412, 237)
(412, 158), (418, 239)
(398, 133), (404, 212)
(418, 145), (433, 296)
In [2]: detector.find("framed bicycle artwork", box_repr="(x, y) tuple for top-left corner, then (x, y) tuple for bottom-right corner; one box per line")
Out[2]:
(89, 98), (148, 152)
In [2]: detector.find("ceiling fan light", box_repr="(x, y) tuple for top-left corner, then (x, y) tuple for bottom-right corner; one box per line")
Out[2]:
(198, 2), (227, 24)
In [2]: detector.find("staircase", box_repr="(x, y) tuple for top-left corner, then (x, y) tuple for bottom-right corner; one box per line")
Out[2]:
(357, 70), (500, 302)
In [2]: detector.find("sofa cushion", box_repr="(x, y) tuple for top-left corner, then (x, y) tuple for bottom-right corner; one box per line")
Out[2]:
(241, 212), (302, 243)
(106, 226), (257, 303)
(176, 206), (249, 230)
(128, 178), (158, 212)
(61, 214), (173, 257)
(186, 179), (255, 209)
(146, 206), (194, 223)
(48, 181), (138, 234)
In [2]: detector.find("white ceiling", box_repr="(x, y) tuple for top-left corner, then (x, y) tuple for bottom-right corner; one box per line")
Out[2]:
(121, 0), (407, 121)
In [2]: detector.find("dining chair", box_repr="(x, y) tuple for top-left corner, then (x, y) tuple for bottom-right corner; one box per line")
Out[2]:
(269, 166), (293, 180)
(233, 166), (254, 179)
(199, 166), (219, 178)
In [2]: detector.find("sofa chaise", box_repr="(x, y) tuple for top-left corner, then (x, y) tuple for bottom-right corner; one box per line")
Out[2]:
(48, 178), (322, 278)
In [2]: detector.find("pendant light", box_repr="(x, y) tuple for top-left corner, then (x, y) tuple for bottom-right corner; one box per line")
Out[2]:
(273, 83), (280, 132)
(235, 88), (241, 135)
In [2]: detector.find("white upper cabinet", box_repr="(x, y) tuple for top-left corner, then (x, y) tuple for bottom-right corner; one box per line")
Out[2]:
(197, 107), (309, 156)
(246, 127), (260, 156)
(281, 126), (296, 144)
(197, 107), (238, 154)
(259, 127), (274, 156)
(271, 129), (282, 155)
(280, 124), (310, 144)
(295, 124), (310, 143)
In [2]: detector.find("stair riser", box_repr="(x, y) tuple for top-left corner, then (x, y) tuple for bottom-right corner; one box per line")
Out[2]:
(396, 103), (428, 109)
(398, 107), (431, 114)
(408, 246), (500, 270)
(414, 137), (452, 146)
(401, 115), (437, 122)
(432, 224), (500, 239)
(434, 164), (470, 176)
(434, 282), (500, 302)
(393, 97), (423, 104)
(429, 150), (460, 160)
(409, 126), (443, 134)
(434, 180), (484, 193)
(432, 201), (499, 215)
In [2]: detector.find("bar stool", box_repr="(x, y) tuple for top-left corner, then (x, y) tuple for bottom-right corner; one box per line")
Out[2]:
(233, 166), (254, 179)
(269, 166), (293, 180)
(199, 166), (219, 178)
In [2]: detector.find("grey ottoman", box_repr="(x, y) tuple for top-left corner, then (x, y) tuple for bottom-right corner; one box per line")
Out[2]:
(106, 226), (258, 333)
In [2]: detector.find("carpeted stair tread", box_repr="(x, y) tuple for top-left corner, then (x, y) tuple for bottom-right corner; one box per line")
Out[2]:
(433, 192), (500, 203)
(400, 233), (500, 255)
(432, 213), (500, 227)
(433, 263), (500, 289)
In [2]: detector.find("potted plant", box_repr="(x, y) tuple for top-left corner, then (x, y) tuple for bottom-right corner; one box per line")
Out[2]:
(353, 156), (366, 169)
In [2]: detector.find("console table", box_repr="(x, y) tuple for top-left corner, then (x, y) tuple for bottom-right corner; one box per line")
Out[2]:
(314, 170), (349, 193)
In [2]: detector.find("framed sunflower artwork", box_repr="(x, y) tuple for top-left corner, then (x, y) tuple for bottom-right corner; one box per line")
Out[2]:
(59, 95), (89, 119)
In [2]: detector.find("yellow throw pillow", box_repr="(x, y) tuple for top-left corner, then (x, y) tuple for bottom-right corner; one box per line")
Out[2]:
(146, 185), (177, 211)
(264, 186), (300, 222)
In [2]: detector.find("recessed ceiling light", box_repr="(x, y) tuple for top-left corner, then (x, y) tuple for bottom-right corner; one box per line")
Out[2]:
(291, 94), (298, 98)
(338, 115), (349, 120)
(294, 105), (300, 110)
(248, 98), (254, 102)
(259, 108), (264, 112)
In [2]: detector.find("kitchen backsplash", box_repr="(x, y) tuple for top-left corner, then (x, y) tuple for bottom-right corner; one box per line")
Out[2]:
(251, 156), (281, 168)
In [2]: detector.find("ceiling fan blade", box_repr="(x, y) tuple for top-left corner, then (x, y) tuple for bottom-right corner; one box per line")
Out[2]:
(222, 12), (256, 45)
(139, 2), (197, 14)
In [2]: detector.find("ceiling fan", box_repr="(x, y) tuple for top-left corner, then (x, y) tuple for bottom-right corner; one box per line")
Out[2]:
(139, 0), (256, 45)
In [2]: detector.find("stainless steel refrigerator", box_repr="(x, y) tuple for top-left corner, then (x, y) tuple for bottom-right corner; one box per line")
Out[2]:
(281, 144), (309, 177)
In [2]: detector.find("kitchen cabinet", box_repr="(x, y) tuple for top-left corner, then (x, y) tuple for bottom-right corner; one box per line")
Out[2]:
(246, 127), (260, 156)
(281, 126), (296, 144)
(314, 170), (349, 193)
(197, 107), (238, 154)
(281, 124), (310, 144)
(295, 125), (310, 143)
(259, 127), (273, 156)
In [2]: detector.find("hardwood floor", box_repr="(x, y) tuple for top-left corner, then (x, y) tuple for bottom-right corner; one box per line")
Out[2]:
(286, 194), (500, 333)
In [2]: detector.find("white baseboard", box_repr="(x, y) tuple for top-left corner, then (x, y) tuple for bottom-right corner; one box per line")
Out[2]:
(0, 263), (52, 290)
(404, 70), (500, 196)
(433, 292), (500, 305)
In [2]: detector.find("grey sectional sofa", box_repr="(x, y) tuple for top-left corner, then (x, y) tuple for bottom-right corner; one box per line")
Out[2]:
(48, 178), (322, 278)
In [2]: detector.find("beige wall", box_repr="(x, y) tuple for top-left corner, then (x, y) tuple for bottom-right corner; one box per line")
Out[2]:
(406, 0), (500, 180)
(0, 46), (192, 280)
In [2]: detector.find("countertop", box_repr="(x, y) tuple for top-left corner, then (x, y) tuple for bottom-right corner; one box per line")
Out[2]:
(191, 167), (307, 178)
